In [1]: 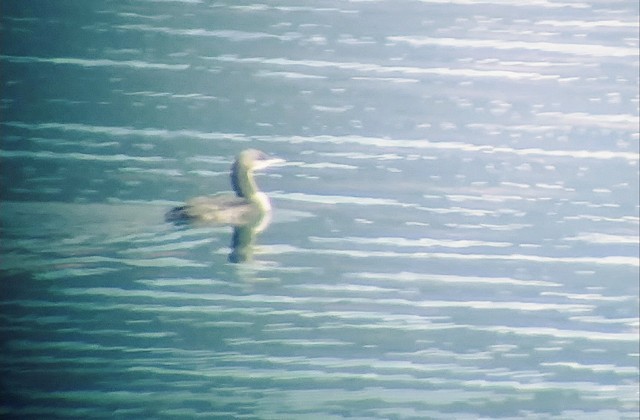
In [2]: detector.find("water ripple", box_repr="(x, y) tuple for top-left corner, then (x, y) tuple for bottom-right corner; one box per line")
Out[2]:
(348, 272), (561, 288)
(262, 245), (640, 267)
(0, 149), (168, 163)
(5, 121), (636, 161)
(116, 23), (300, 42)
(0, 54), (189, 70)
(211, 54), (563, 81)
(387, 36), (638, 57)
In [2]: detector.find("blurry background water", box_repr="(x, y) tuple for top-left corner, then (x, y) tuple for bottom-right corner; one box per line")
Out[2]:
(1, 0), (638, 418)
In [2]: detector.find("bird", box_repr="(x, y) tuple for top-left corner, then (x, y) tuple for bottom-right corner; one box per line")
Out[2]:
(165, 149), (284, 232)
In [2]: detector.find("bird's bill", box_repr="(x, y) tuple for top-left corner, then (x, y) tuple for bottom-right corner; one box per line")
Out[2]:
(253, 157), (286, 170)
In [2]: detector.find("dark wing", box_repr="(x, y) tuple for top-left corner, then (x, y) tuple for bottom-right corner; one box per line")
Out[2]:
(166, 194), (257, 225)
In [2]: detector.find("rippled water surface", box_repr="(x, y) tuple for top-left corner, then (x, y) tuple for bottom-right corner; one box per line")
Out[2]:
(1, 1), (638, 418)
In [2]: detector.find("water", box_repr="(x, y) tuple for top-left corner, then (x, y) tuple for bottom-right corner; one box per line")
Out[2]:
(1, 1), (638, 418)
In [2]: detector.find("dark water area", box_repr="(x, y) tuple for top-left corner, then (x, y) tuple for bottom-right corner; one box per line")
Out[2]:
(1, 1), (638, 418)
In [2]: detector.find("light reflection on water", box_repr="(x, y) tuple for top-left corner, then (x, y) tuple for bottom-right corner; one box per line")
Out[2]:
(1, 0), (638, 418)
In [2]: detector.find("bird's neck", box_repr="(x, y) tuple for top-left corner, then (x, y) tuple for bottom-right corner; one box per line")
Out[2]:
(231, 163), (258, 199)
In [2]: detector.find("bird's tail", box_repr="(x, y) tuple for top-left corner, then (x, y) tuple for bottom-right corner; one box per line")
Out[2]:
(165, 206), (190, 224)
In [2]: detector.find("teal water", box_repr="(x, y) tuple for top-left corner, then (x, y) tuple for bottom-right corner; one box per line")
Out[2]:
(1, 1), (638, 418)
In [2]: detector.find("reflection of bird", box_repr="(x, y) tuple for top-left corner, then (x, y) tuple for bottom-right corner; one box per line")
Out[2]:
(166, 149), (283, 231)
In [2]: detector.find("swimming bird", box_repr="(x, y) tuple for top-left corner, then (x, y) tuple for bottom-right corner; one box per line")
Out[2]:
(166, 149), (284, 230)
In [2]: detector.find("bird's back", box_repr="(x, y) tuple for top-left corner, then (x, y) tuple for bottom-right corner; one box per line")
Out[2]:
(165, 194), (260, 225)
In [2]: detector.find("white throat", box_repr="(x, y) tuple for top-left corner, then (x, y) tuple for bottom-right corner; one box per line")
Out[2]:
(253, 192), (271, 212)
